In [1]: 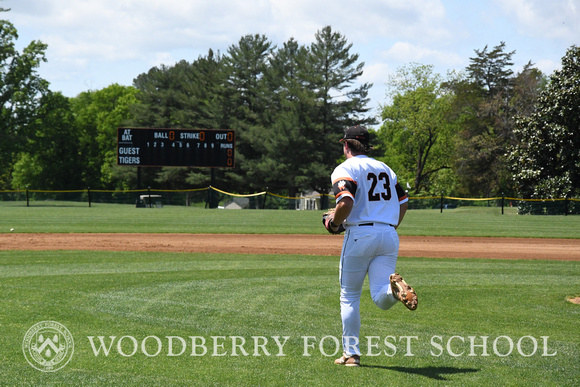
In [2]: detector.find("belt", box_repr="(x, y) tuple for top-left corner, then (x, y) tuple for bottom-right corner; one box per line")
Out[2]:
(358, 223), (395, 227)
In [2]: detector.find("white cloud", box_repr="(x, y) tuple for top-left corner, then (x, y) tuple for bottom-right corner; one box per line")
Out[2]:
(11, 0), (455, 56)
(360, 61), (394, 110)
(362, 62), (393, 86)
(534, 58), (562, 75)
(6, 0), (577, 103)
(383, 42), (464, 68)
(495, 0), (580, 40)
(150, 52), (177, 69)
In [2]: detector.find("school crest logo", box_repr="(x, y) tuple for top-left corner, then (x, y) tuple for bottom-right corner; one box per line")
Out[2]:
(22, 321), (74, 372)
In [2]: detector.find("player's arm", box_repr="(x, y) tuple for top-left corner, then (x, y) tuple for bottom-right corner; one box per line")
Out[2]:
(329, 176), (356, 231)
(395, 182), (409, 229)
(332, 196), (353, 226)
(397, 201), (408, 229)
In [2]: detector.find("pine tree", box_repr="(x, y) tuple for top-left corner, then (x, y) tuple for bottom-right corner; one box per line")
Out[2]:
(303, 26), (374, 194)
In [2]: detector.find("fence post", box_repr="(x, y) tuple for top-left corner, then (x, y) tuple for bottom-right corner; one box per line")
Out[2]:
(501, 193), (504, 215)
(320, 194), (329, 211)
(564, 196), (568, 216)
(205, 186), (211, 209)
(261, 188), (268, 209)
(148, 186), (152, 208)
(88, 187), (92, 207)
(440, 194), (444, 213)
(26, 188), (29, 207)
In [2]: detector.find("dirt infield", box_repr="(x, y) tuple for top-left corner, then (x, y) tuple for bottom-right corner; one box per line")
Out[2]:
(1, 233), (579, 260)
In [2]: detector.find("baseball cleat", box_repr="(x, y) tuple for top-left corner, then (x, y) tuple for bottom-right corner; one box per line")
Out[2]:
(334, 353), (360, 367)
(390, 273), (418, 311)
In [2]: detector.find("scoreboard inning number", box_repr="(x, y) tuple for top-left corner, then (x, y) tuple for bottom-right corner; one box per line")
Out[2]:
(117, 128), (235, 168)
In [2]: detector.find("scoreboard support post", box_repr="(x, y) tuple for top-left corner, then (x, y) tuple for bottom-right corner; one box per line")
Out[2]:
(209, 169), (218, 209)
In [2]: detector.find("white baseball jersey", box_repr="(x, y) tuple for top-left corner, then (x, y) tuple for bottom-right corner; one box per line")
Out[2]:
(331, 155), (408, 227)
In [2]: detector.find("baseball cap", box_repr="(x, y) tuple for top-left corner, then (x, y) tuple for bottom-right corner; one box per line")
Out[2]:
(340, 125), (370, 145)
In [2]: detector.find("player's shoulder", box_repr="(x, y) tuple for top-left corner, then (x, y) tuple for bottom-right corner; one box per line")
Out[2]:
(333, 156), (395, 180)
(336, 156), (365, 173)
(353, 155), (391, 170)
(331, 158), (360, 182)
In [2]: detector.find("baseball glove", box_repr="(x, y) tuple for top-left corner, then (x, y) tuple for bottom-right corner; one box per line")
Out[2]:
(322, 208), (345, 234)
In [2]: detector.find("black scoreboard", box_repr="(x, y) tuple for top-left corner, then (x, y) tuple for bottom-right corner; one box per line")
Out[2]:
(117, 128), (235, 168)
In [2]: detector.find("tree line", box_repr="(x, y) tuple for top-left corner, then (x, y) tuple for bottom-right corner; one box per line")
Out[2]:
(1, 13), (578, 201)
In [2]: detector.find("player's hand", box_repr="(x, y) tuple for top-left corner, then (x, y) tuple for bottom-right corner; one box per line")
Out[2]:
(322, 209), (345, 234)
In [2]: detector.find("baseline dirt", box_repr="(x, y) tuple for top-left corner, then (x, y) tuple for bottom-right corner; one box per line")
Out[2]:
(1, 233), (579, 260)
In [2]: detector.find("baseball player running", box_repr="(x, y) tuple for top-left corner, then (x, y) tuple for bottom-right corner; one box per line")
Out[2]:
(323, 125), (417, 367)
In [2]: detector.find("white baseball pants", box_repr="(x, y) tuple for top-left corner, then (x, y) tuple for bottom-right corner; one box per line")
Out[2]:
(339, 224), (399, 356)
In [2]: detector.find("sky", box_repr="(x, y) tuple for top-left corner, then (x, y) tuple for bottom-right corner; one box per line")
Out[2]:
(6, 0), (580, 122)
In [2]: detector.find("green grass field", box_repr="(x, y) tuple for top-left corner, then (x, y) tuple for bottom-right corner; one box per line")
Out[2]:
(1, 206), (579, 385)
(1, 204), (579, 237)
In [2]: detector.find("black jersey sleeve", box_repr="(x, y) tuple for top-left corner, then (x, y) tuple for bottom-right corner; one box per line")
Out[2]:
(395, 182), (408, 202)
(332, 177), (357, 201)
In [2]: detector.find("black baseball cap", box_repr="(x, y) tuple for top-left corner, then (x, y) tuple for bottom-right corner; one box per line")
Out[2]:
(340, 125), (370, 145)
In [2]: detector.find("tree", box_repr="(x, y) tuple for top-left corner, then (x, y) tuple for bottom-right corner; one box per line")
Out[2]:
(302, 26), (375, 194)
(246, 38), (315, 195)
(507, 46), (580, 207)
(132, 51), (231, 190)
(224, 34), (273, 128)
(11, 92), (82, 189)
(132, 64), (189, 128)
(180, 50), (229, 189)
(449, 42), (519, 196)
(128, 28), (374, 195)
(183, 49), (227, 130)
(378, 63), (455, 194)
(467, 42), (515, 98)
(0, 19), (49, 186)
(511, 62), (546, 118)
(221, 34), (274, 192)
(71, 84), (140, 189)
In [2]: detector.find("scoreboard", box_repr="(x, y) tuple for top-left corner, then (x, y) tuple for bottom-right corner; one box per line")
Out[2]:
(117, 128), (235, 168)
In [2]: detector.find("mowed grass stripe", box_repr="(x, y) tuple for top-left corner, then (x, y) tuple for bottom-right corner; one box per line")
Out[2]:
(1, 250), (578, 385)
(1, 205), (579, 238)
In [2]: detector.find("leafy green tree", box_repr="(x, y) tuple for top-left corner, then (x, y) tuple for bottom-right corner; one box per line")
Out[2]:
(71, 84), (139, 189)
(378, 63), (455, 195)
(11, 92), (82, 189)
(507, 46), (580, 206)
(0, 19), (49, 186)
